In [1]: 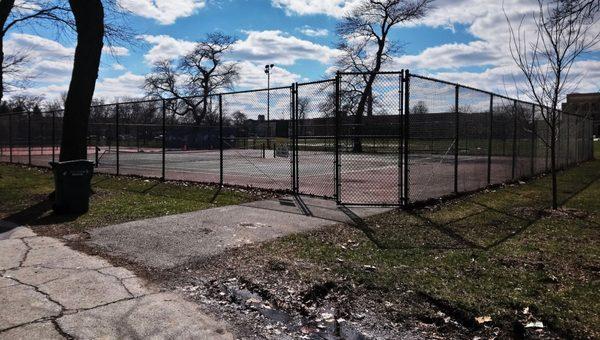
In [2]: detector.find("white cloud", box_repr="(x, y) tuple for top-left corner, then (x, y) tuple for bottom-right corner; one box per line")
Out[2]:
(5, 33), (73, 59)
(420, 60), (600, 101)
(298, 26), (329, 37)
(137, 34), (196, 64)
(393, 41), (506, 70)
(94, 72), (146, 99)
(117, 0), (206, 25)
(140, 30), (339, 67)
(235, 61), (301, 89)
(3, 33), (74, 90)
(19, 84), (69, 99)
(18, 72), (147, 101)
(103, 45), (130, 57)
(271, 0), (360, 18)
(386, 0), (600, 97)
(3, 33), (144, 101)
(232, 30), (339, 65)
(112, 63), (127, 71)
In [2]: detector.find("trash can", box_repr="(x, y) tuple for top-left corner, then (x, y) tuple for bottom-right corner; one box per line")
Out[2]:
(50, 160), (94, 214)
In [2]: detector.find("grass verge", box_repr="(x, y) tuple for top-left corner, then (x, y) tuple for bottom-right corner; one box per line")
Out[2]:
(0, 164), (262, 235)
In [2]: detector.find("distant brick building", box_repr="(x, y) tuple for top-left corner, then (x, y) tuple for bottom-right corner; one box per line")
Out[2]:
(562, 93), (600, 137)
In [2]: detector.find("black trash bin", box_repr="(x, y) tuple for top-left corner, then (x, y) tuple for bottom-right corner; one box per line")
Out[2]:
(50, 160), (94, 214)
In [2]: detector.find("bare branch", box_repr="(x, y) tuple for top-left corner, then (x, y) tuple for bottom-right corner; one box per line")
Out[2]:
(144, 32), (239, 125)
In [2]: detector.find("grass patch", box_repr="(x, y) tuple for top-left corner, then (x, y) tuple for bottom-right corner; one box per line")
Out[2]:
(255, 141), (600, 338)
(0, 163), (260, 235)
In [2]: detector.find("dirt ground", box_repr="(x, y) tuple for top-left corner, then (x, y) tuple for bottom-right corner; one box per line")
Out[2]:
(63, 219), (564, 340)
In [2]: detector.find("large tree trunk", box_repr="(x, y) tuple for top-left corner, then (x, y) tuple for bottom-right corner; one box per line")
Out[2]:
(0, 0), (16, 103)
(59, 0), (104, 161)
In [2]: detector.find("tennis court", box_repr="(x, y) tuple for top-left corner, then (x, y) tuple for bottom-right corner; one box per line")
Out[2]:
(0, 70), (594, 206)
(1, 145), (514, 205)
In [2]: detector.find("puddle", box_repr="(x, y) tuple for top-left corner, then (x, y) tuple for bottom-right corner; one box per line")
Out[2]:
(223, 281), (368, 339)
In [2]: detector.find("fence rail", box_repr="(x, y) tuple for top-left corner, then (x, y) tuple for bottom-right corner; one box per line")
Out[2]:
(0, 70), (594, 206)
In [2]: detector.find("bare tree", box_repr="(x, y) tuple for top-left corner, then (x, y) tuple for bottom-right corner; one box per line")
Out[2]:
(0, 0), (132, 104)
(411, 100), (428, 114)
(336, 0), (432, 152)
(558, 0), (599, 17)
(231, 110), (247, 128)
(2, 51), (32, 92)
(10, 93), (43, 111)
(0, 0), (73, 102)
(297, 97), (310, 121)
(506, 0), (600, 209)
(144, 32), (239, 126)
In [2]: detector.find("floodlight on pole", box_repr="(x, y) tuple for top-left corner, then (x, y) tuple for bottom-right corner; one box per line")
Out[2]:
(264, 64), (275, 148)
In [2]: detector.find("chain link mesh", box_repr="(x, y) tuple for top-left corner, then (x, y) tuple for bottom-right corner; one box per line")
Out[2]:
(338, 72), (403, 204)
(296, 80), (336, 198)
(0, 72), (594, 206)
(457, 88), (491, 192)
(408, 75), (456, 202)
(222, 87), (292, 191)
(90, 104), (117, 174)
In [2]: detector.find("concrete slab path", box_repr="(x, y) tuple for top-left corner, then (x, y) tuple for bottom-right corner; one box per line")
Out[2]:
(88, 196), (392, 270)
(0, 224), (232, 340)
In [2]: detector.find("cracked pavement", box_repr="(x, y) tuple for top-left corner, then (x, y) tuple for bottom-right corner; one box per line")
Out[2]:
(0, 225), (233, 339)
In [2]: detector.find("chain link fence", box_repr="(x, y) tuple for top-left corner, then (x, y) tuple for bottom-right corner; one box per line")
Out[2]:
(0, 71), (594, 206)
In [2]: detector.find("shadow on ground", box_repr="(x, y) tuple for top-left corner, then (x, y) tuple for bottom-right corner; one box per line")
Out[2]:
(351, 166), (600, 252)
(1, 194), (83, 230)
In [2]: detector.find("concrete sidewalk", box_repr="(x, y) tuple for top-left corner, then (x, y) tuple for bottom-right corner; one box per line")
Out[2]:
(0, 224), (232, 339)
(88, 196), (392, 270)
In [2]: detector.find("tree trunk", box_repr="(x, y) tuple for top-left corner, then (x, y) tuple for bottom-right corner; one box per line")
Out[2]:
(0, 39), (4, 103)
(550, 121), (557, 209)
(352, 74), (376, 153)
(351, 35), (386, 153)
(0, 0), (16, 103)
(59, 0), (104, 161)
(367, 89), (373, 117)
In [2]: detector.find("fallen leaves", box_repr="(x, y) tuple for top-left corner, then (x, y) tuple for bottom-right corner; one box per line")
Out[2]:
(475, 316), (492, 325)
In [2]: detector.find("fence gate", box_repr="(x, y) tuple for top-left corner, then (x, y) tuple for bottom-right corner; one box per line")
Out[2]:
(293, 80), (338, 198)
(336, 71), (407, 206)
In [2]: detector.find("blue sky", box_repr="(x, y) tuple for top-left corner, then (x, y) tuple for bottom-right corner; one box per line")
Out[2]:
(5, 0), (599, 102)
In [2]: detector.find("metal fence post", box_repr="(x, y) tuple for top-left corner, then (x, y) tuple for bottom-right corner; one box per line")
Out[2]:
(545, 108), (549, 170)
(115, 104), (120, 175)
(219, 95), (224, 187)
(566, 114), (570, 166)
(289, 86), (293, 192)
(404, 70), (410, 203)
(8, 114), (13, 163)
(162, 99), (166, 181)
(487, 94), (493, 185)
(454, 85), (459, 194)
(334, 72), (341, 203)
(295, 83), (300, 194)
(398, 71), (403, 205)
(530, 105), (536, 175)
(289, 84), (295, 192)
(27, 111), (31, 165)
(52, 111), (56, 163)
(511, 100), (517, 180)
(40, 121), (44, 155)
(292, 83), (299, 193)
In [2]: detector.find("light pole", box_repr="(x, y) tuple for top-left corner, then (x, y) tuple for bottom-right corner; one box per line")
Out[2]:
(265, 64), (274, 148)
